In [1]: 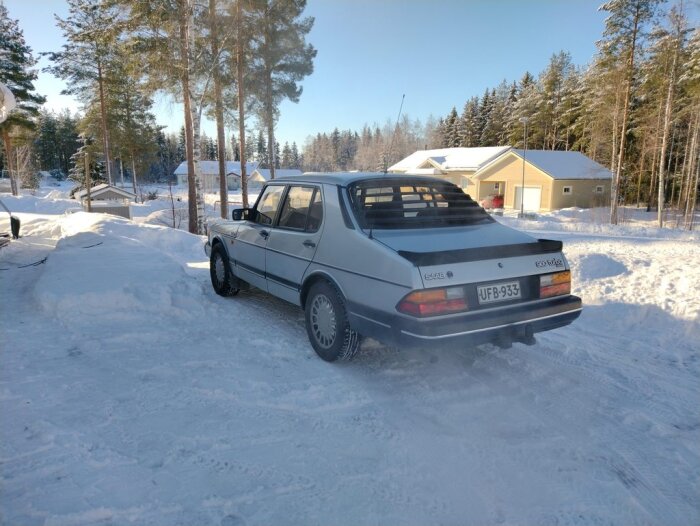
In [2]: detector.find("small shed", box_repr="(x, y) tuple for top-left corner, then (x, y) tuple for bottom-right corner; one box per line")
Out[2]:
(173, 161), (259, 192)
(75, 184), (136, 219)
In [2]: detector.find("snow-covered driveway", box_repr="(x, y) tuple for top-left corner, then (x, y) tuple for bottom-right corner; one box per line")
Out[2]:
(1, 209), (698, 525)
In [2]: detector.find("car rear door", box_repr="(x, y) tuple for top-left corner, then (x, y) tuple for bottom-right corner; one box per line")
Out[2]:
(233, 184), (285, 291)
(265, 185), (323, 304)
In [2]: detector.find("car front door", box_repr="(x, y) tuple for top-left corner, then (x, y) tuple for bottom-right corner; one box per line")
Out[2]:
(233, 184), (286, 291)
(265, 185), (324, 304)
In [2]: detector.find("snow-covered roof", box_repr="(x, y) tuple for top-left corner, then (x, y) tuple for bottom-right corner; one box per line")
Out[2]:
(74, 184), (136, 200)
(389, 146), (512, 173)
(479, 150), (613, 180)
(173, 160), (258, 176)
(251, 168), (303, 181)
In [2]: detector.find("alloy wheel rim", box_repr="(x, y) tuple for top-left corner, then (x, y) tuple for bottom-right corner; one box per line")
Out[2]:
(311, 294), (337, 349)
(214, 254), (225, 286)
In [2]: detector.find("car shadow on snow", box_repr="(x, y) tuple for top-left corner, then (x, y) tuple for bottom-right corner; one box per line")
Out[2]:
(215, 286), (699, 379)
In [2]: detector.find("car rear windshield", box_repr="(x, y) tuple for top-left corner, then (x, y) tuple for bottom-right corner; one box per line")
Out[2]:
(347, 179), (494, 229)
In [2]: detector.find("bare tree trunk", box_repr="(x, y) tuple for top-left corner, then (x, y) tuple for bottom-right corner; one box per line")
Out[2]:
(179, 0), (198, 234)
(684, 106), (700, 229)
(84, 148), (92, 213)
(130, 152), (138, 202)
(657, 44), (680, 228)
(610, 83), (622, 174)
(209, 0), (229, 219)
(266, 93), (276, 179)
(168, 179), (177, 228)
(611, 11), (641, 225)
(96, 61), (113, 185)
(119, 155), (125, 187)
(2, 131), (17, 196)
(677, 117), (693, 210)
(191, 109), (206, 234)
(636, 132), (647, 207)
(236, 0), (249, 208)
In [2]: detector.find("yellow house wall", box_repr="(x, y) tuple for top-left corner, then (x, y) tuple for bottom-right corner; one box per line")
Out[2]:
(550, 179), (611, 209)
(439, 171), (475, 194)
(477, 155), (553, 210)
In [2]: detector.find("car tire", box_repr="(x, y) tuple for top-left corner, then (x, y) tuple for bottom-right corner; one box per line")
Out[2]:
(305, 281), (361, 362)
(210, 243), (239, 297)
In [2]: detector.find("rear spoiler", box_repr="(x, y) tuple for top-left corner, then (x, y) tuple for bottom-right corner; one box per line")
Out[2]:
(398, 239), (563, 266)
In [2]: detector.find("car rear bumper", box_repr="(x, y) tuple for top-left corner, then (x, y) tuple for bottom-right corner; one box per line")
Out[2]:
(204, 241), (211, 257)
(348, 295), (582, 348)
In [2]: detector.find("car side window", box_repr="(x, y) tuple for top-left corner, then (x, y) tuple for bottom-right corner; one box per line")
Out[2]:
(306, 189), (323, 232)
(255, 185), (286, 226)
(278, 186), (315, 230)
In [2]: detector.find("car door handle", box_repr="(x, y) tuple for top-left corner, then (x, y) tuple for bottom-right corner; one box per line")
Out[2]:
(303, 240), (316, 248)
(259, 230), (269, 239)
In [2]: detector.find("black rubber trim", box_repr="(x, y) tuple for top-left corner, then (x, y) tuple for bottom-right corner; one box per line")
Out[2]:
(234, 259), (265, 278)
(266, 272), (300, 291)
(398, 238), (563, 266)
(395, 294), (581, 338)
(337, 187), (355, 229)
(233, 259), (301, 290)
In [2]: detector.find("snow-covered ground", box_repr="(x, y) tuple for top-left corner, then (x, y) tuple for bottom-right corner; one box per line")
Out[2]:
(1, 182), (699, 525)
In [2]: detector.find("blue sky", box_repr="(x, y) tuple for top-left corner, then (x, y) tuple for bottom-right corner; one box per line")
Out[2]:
(5, 0), (611, 149)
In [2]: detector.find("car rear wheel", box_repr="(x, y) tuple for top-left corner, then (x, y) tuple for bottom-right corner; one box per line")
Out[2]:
(210, 243), (239, 297)
(305, 281), (361, 362)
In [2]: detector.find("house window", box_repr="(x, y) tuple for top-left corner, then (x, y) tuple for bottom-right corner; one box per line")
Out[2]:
(563, 186), (573, 195)
(595, 185), (604, 193)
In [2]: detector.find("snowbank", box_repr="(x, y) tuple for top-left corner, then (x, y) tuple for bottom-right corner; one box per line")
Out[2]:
(1, 183), (699, 525)
(35, 213), (206, 330)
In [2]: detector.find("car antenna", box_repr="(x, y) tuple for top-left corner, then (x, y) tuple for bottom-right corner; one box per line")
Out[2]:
(383, 93), (405, 175)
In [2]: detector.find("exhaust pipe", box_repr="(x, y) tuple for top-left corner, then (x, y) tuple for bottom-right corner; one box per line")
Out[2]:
(515, 324), (537, 346)
(494, 325), (537, 349)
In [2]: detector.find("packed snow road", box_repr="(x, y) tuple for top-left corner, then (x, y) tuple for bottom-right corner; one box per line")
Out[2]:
(1, 208), (699, 525)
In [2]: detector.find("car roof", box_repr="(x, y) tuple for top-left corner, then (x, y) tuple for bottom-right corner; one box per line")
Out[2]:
(271, 172), (451, 187)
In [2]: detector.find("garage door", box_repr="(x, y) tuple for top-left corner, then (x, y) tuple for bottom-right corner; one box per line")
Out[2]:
(514, 186), (542, 212)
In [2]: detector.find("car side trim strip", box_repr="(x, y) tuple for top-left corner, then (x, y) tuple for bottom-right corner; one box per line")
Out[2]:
(234, 259), (301, 290)
(400, 308), (583, 340)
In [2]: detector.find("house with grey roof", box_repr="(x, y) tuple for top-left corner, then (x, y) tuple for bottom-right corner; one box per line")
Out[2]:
(248, 168), (303, 187)
(473, 149), (612, 211)
(174, 161), (258, 193)
(390, 147), (612, 211)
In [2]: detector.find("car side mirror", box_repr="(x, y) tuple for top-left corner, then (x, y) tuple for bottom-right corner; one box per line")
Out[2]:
(232, 208), (251, 221)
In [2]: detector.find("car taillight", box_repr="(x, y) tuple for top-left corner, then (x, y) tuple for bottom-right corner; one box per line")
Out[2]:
(397, 287), (468, 317)
(540, 271), (571, 298)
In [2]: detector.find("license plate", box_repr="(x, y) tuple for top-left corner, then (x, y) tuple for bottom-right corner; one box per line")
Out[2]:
(477, 280), (521, 304)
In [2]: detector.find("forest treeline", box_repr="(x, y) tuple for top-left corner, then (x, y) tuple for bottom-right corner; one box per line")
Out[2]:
(1, 0), (699, 230)
(304, 1), (699, 228)
(1, 0), (315, 233)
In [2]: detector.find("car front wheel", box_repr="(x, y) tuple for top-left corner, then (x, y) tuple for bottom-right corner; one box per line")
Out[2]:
(304, 281), (361, 362)
(210, 243), (239, 297)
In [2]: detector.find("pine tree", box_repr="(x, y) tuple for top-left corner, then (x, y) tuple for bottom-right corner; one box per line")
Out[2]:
(46, 0), (124, 186)
(248, 0), (316, 180)
(598, 0), (662, 224)
(281, 141), (292, 168)
(0, 3), (45, 195)
(290, 141), (300, 168)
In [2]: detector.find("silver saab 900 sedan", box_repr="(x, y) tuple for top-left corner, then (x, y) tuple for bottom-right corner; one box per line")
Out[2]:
(205, 173), (582, 362)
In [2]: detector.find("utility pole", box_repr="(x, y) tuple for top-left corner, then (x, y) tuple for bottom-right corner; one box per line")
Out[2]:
(519, 116), (530, 218)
